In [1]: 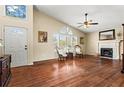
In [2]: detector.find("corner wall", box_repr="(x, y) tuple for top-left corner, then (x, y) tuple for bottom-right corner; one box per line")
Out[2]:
(86, 27), (123, 58)
(33, 8), (86, 61)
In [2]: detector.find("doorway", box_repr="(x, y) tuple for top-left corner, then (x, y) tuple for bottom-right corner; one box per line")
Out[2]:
(4, 26), (28, 67)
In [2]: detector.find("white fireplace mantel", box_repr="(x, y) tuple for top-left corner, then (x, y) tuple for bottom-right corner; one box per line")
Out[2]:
(98, 40), (120, 59)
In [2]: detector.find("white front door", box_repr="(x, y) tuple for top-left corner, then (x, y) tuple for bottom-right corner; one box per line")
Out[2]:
(4, 26), (28, 67)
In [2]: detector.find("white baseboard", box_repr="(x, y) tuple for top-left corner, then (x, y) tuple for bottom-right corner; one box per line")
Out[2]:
(33, 57), (58, 62)
(28, 62), (33, 65)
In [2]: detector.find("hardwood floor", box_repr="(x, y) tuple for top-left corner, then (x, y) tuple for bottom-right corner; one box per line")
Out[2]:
(8, 56), (124, 87)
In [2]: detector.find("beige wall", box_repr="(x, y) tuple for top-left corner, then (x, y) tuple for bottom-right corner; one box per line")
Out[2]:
(86, 32), (99, 55)
(0, 5), (33, 65)
(86, 27), (123, 57)
(33, 8), (86, 61)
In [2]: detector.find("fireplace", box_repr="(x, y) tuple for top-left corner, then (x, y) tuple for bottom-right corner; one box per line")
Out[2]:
(101, 48), (113, 58)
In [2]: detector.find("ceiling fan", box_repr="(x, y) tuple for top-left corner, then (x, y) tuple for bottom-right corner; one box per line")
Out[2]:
(77, 13), (98, 28)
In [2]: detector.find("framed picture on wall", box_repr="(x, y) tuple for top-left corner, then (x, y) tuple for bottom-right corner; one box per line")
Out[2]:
(38, 31), (47, 43)
(5, 5), (26, 18)
(99, 29), (115, 40)
(80, 37), (84, 44)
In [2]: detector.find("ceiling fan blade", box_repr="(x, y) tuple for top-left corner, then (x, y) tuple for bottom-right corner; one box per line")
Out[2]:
(77, 25), (83, 28)
(89, 23), (98, 25)
(77, 22), (83, 24)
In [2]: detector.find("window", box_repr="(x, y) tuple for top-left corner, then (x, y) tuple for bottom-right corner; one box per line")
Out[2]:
(5, 5), (26, 18)
(54, 26), (77, 50)
(59, 34), (66, 48)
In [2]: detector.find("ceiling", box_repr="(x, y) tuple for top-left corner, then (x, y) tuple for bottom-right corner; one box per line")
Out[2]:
(35, 5), (124, 33)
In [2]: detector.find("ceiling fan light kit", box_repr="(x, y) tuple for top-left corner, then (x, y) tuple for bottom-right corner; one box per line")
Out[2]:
(77, 13), (98, 28)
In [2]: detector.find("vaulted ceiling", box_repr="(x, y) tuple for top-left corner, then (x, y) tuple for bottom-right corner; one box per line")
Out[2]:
(35, 5), (124, 33)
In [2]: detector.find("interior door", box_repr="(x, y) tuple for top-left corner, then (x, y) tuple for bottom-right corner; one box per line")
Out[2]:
(4, 26), (27, 67)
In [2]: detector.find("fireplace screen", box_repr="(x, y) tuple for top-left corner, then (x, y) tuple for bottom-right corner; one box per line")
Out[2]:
(101, 48), (113, 58)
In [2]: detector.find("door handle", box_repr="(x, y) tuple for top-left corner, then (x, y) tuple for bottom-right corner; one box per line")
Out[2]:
(25, 45), (27, 50)
(25, 47), (27, 50)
